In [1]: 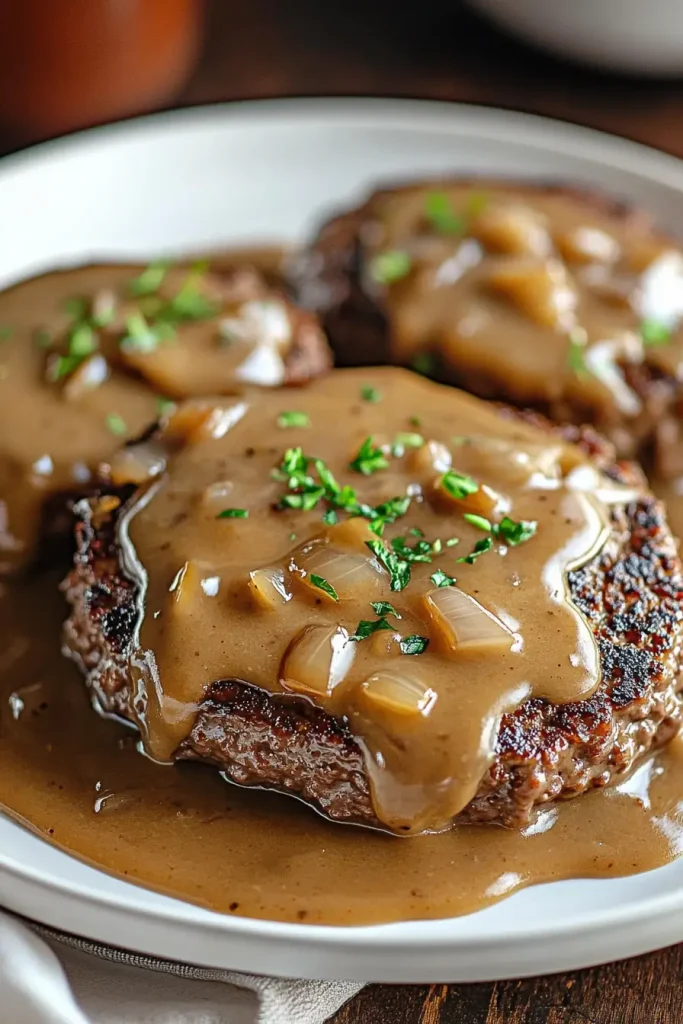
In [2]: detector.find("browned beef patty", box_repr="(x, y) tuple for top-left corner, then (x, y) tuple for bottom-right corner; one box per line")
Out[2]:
(61, 412), (683, 831)
(296, 179), (683, 470)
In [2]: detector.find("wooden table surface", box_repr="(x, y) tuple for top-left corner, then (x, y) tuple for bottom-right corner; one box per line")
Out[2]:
(4, 1), (683, 1020)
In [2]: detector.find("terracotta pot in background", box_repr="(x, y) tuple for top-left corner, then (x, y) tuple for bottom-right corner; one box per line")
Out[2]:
(0, 0), (203, 141)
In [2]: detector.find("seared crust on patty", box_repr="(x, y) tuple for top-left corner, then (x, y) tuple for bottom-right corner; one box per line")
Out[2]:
(61, 413), (683, 830)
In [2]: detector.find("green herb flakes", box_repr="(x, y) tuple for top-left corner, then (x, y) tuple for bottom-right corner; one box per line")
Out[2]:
(128, 260), (170, 298)
(640, 318), (672, 347)
(277, 410), (310, 429)
(349, 617), (393, 642)
(369, 250), (412, 285)
(495, 516), (537, 546)
(217, 508), (249, 519)
(105, 413), (127, 437)
(399, 634), (429, 655)
(321, 509), (338, 526)
(361, 385), (381, 403)
(424, 191), (466, 235)
(371, 601), (401, 619)
(349, 437), (389, 476)
(366, 538), (411, 592)
(463, 512), (492, 532)
(156, 396), (175, 417)
(457, 536), (493, 565)
(441, 470), (478, 500)
(309, 574), (339, 601)
(391, 432), (424, 457)
(567, 331), (589, 377)
(430, 569), (456, 588)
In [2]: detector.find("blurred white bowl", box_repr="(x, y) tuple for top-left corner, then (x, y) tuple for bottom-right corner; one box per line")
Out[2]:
(468, 0), (683, 76)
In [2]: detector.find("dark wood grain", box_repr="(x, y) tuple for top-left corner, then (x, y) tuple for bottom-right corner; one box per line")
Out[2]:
(3, 2), (683, 1019)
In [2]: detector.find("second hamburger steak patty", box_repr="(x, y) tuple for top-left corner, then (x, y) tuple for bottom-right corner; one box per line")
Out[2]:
(62, 369), (683, 833)
(298, 179), (683, 472)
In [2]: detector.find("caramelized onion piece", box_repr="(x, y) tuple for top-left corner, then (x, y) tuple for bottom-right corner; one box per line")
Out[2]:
(361, 671), (437, 717)
(62, 353), (109, 400)
(248, 567), (291, 610)
(411, 440), (452, 477)
(108, 440), (167, 486)
(281, 624), (354, 698)
(165, 399), (248, 445)
(487, 257), (577, 331)
(473, 203), (551, 258)
(424, 587), (514, 654)
(555, 226), (620, 265)
(297, 541), (385, 600)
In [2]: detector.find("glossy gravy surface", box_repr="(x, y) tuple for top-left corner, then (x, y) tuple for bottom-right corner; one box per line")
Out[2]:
(354, 183), (683, 438)
(0, 251), (298, 571)
(114, 369), (638, 834)
(2, 573), (683, 926)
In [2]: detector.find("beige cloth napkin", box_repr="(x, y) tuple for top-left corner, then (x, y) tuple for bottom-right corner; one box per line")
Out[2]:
(0, 912), (362, 1024)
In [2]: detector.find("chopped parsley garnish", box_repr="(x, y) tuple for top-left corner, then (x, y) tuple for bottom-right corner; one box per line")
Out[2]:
(366, 537), (412, 592)
(463, 512), (492, 532)
(105, 413), (127, 437)
(371, 601), (401, 619)
(399, 634), (429, 655)
(391, 535), (435, 564)
(567, 331), (589, 377)
(217, 508), (249, 519)
(128, 260), (170, 298)
(391, 432), (424, 457)
(495, 516), (537, 546)
(411, 352), (435, 376)
(349, 617), (393, 641)
(446, 537), (460, 547)
(409, 526), (424, 537)
(424, 191), (466, 235)
(274, 448), (412, 536)
(157, 396), (175, 416)
(361, 385), (382, 403)
(350, 600), (401, 641)
(430, 569), (456, 588)
(640, 318), (672, 347)
(277, 410), (310, 429)
(321, 508), (338, 525)
(409, 415), (422, 427)
(120, 312), (174, 353)
(369, 250), (412, 284)
(440, 470), (478, 500)
(0, 326), (12, 341)
(349, 437), (390, 476)
(309, 574), (339, 601)
(455, 513), (537, 563)
(457, 536), (493, 564)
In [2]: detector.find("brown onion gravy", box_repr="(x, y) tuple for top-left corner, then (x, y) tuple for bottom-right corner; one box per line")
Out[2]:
(353, 183), (683, 427)
(1, 572), (683, 926)
(116, 369), (638, 834)
(0, 249), (296, 572)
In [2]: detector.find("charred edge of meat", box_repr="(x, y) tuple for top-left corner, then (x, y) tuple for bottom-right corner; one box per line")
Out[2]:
(61, 415), (683, 830)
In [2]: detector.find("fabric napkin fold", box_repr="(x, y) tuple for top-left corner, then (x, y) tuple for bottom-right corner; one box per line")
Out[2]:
(0, 911), (362, 1024)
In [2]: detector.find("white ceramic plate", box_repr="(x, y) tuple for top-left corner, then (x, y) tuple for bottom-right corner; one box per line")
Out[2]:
(3, 99), (683, 983)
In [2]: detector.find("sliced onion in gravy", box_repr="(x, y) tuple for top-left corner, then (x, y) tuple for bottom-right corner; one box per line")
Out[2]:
(281, 624), (354, 698)
(361, 670), (437, 717)
(424, 587), (514, 654)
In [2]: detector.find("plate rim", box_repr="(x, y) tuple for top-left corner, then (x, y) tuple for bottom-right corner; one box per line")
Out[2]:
(4, 96), (683, 976)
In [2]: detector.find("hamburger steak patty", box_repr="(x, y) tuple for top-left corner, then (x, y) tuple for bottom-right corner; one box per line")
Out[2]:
(297, 179), (683, 471)
(62, 414), (683, 831)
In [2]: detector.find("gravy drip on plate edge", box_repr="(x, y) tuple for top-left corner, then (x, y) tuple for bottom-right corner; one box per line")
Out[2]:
(1, 570), (683, 926)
